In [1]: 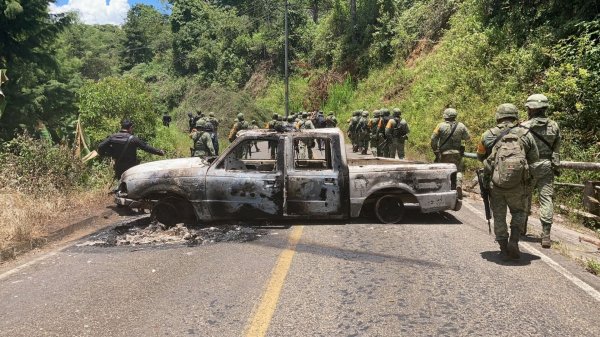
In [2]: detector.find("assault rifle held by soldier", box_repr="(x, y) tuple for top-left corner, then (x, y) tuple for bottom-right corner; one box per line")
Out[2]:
(476, 168), (492, 234)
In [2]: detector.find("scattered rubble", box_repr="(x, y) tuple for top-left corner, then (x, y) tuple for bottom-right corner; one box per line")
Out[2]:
(77, 216), (268, 247)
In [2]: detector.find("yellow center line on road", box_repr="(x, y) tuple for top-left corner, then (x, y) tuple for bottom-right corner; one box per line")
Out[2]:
(245, 225), (304, 337)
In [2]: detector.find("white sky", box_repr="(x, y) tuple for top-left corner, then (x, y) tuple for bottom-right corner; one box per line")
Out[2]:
(49, 0), (130, 25)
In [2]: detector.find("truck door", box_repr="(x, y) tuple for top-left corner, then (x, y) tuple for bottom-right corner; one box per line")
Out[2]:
(206, 136), (284, 219)
(285, 135), (343, 218)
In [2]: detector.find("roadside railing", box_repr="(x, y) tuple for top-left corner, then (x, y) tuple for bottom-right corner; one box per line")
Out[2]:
(463, 152), (600, 219)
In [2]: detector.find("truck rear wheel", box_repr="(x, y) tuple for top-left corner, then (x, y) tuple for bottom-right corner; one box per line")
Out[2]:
(374, 194), (405, 224)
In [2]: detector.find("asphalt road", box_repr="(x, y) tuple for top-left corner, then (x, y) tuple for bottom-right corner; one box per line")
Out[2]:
(1, 199), (599, 337)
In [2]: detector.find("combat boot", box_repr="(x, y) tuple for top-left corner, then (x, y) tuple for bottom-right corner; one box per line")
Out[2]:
(498, 239), (510, 261)
(541, 221), (552, 248)
(507, 226), (521, 260)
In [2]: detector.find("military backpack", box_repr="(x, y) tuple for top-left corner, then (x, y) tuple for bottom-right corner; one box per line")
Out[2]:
(489, 130), (529, 189)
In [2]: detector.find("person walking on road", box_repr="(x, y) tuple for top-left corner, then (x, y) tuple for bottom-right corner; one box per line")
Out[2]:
(97, 119), (165, 180)
(521, 94), (561, 247)
(476, 104), (539, 261)
(386, 108), (409, 159)
(431, 108), (470, 198)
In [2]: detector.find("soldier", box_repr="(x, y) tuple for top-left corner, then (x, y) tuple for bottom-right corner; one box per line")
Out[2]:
(377, 109), (391, 157)
(190, 120), (215, 159)
(97, 119), (165, 179)
(386, 108), (410, 159)
(368, 110), (381, 157)
(207, 112), (220, 155)
(325, 112), (338, 128)
(477, 104), (539, 261)
(356, 111), (370, 154)
(250, 120), (260, 152)
(297, 111), (315, 159)
(348, 111), (360, 152)
(521, 94), (561, 246)
(431, 108), (470, 197)
(228, 113), (249, 143)
(266, 113), (279, 129)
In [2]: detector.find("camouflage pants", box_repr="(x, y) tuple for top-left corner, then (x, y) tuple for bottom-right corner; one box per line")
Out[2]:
(298, 140), (313, 159)
(440, 153), (464, 188)
(380, 139), (390, 158)
(370, 135), (381, 157)
(389, 139), (406, 159)
(357, 132), (369, 152)
(531, 160), (554, 224)
(490, 185), (528, 241)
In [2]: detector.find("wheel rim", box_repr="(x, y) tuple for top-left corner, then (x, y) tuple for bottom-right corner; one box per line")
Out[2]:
(375, 195), (405, 224)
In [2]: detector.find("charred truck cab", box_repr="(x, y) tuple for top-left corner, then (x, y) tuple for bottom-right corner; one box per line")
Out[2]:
(116, 129), (460, 226)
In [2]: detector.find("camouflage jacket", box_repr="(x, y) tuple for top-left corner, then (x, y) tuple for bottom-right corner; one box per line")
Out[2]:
(431, 121), (470, 154)
(521, 117), (560, 167)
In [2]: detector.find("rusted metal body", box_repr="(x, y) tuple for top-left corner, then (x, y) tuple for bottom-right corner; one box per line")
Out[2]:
(116, 129), (460, 224)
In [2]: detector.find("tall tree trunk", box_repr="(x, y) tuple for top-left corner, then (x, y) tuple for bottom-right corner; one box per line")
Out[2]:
(311, 0), (319, 23)
(349, 0), (356, 42)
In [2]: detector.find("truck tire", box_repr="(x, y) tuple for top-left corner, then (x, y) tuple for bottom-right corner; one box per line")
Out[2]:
(374, 194), (405, 224)
(151, 196), (196, 228)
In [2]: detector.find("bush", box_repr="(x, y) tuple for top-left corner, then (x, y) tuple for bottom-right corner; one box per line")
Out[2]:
(0, 133), (86, 195)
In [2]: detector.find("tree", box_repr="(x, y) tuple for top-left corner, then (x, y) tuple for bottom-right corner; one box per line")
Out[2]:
(78, 76), (158, 146)
(121, 4), (170, 70)
(0, 0), (72, 139)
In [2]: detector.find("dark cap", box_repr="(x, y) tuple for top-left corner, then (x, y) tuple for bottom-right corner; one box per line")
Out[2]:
(121, 119), (134, 129)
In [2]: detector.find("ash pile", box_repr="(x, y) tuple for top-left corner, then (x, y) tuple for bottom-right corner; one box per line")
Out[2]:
(78, 217), (268, 247)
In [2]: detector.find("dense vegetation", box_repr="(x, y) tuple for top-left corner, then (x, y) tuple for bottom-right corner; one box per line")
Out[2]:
(0, 0), (599, 218)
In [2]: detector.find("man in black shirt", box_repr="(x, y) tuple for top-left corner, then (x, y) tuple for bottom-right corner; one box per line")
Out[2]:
(97, 119), (165, 179)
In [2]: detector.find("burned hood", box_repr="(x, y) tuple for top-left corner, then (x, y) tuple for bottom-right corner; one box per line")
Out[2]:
(121, 157), (209, 181)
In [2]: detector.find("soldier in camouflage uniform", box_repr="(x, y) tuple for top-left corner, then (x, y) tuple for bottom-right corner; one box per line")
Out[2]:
(207, 112), (220, 155)
(386, 108), (410, 159)
(325, 112), (338, 128)
(368, 110), (382, 157)
(348, 111), (361, 152)
(190, 120), (215, 159)
(297, 111), (315, 159)
(521, 94), (561, 247)
(377, 109), (391, 157)
(431, 108), (470, 198)
(356, 111), (370, 154)
(229, 113), (249, 157)
(477, 104), (539, 260)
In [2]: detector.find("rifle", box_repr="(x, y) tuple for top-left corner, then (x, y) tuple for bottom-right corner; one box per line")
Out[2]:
(476, 168), (492, 234)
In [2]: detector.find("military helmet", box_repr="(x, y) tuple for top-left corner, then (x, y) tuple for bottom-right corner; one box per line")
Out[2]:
(361, 111), (369, 117)
(381, 108), (390, 116)
(495, 103), (519, 121)
(392, 108), (401, 114)
(209, 112), (215, 117)
(525, 94), (549, 109)
(272, 113), (279, 119)
(352, 110), (359, 116)
(443, 108), (458, 119)
(328, 111), (334, 116)
(251, 120), (257, 124)
(287, 116), (294, 122)
(237, 113), (244, 121)
(373, 110), (380, 117)
(301, 111), (308, 118)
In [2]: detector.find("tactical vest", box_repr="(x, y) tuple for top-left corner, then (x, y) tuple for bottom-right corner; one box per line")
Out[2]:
(392, 118), (407, 138)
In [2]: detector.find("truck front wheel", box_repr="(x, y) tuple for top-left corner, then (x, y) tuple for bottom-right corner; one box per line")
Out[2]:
(374, 195), (405, 224)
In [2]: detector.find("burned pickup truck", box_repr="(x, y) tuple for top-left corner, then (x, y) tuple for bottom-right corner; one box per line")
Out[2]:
(115, 129), (461, 226)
